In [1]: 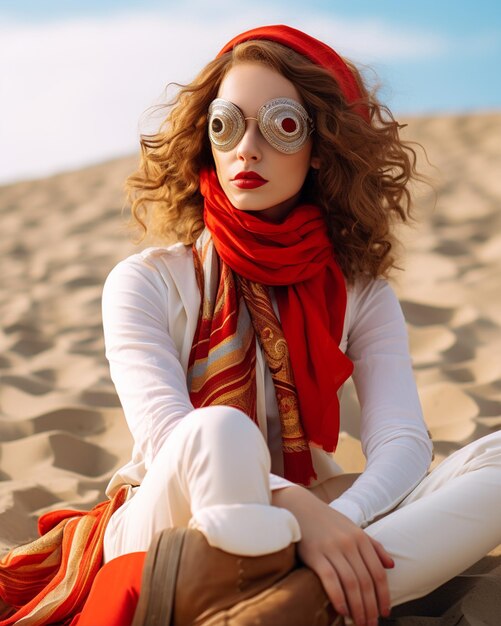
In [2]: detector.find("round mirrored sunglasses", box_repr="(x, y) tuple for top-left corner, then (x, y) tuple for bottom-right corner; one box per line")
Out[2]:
(208, 97), (314, 154)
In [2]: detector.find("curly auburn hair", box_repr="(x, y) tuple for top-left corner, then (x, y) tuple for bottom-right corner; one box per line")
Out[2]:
(125, 39), (424, 283)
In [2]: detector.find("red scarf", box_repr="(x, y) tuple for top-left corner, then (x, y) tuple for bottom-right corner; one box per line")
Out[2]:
(199, 167), (353, 456)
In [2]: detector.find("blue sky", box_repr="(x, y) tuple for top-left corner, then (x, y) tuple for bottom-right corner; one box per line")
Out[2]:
(1, 0), (500, 184)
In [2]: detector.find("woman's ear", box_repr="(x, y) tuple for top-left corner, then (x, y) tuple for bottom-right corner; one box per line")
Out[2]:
(310, 155), (321, 170)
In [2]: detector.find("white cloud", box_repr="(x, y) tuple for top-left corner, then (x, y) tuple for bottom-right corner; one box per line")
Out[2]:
(0, 6), (449, 184)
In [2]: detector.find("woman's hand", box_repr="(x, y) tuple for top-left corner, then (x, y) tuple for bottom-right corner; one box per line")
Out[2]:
(272, 485), (393, 626)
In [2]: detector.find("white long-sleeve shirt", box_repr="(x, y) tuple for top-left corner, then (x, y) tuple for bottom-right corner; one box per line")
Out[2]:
(102, 243), (433, 528)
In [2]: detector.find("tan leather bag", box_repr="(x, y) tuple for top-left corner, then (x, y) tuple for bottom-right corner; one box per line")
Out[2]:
(131, 527), (343, 626)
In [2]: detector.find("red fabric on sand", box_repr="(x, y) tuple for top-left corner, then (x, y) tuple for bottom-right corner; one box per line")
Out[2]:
(70, 552), (145, 626)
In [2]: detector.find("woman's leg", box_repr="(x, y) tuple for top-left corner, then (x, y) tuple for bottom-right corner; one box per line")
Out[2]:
(363, 430), (501, 607)
(103, 406), (300, 562)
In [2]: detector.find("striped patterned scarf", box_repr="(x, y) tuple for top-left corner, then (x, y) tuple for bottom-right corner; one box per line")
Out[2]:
(0, 486), (129, 626)
(188, 230), (315, 484)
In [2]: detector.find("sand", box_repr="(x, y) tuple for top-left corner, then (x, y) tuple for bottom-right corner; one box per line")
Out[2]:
(1, 111), (501, 624)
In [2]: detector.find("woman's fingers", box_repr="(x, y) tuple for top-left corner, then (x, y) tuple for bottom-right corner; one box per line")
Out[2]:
(313, 541), (383, 626)
(359, 539), (392, 618)
(370, 536), (395, 570)
(328, 552), (374, 625)
(314, 557), (350, 618)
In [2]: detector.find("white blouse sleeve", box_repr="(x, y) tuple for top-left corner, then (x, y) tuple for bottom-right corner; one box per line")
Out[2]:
(102, 255), (195, 467)
(329, 278), (433, 527)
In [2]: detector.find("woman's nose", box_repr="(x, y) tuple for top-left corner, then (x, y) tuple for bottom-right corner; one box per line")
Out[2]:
(236, 119), (262, 162)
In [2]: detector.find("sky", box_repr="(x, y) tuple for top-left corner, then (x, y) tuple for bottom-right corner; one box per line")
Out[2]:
(0, 0), (500, 185)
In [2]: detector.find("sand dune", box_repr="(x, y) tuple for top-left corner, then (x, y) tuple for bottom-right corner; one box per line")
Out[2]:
(1, 111), (501, 622)
(0, 157), (137, 549)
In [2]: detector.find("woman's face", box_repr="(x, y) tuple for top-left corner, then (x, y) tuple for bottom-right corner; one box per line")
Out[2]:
(210, 62), (319, 221)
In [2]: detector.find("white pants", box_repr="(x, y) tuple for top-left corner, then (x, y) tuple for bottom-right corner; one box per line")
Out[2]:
(103, 406), (501, 608)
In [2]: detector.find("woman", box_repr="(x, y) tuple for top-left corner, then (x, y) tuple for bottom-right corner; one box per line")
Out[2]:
(3, 24), (500, 626)
(91, 24), (501, 625)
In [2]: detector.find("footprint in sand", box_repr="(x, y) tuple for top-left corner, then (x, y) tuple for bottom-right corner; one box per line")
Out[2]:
(0, 432), (117, 480)
(0, 382), (59, 418)
(400, 300), (458, 326)
(8, 335), (54, 358)
(0, 407), (106, 442)
(79, 389), (121, 408)
(419, 383), (479, 442)
(408, 325), (456, 367)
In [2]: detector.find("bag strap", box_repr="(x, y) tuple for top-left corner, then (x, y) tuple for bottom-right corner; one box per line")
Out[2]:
(131, 527), (187, 626)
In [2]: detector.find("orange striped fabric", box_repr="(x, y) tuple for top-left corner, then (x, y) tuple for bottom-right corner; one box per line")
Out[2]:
(0, 486), (129, 626)
(188, 232), (258, 423)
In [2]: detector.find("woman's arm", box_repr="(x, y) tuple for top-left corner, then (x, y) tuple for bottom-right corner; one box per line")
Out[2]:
(102, 253), (196, 466)
(330, 278), (434, 527)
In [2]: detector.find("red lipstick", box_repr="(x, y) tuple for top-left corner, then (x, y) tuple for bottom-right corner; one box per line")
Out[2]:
(232, 171), (268, 189)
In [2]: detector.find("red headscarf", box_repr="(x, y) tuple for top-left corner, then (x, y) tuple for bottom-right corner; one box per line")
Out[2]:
(217, 24), (369, 120)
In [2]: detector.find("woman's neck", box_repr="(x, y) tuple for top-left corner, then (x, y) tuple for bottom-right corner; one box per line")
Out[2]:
(241, 190), (302, 223)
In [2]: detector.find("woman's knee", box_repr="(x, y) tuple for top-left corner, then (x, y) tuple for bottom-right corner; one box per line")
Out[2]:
(153, 405), (270, 483)
(461, 430), (501, 471)
(480, 430), (501, 459)
(185, 405), (264, 447)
